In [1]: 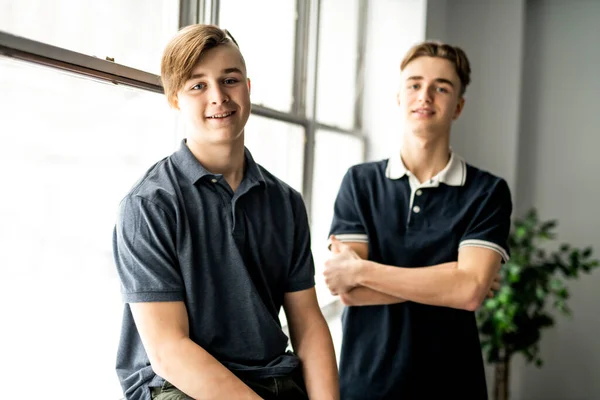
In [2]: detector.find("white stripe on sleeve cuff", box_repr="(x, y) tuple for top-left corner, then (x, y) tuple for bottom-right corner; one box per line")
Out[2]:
(459, 239), (510, 262)
(327, 233), (368, 250)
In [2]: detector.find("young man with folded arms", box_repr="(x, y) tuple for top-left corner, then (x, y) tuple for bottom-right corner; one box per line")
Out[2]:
(324, 41), (511, 399)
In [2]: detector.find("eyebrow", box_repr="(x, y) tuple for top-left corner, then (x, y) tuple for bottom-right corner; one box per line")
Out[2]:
(188, 67), (244, 81)
(406, 76), (455, 87)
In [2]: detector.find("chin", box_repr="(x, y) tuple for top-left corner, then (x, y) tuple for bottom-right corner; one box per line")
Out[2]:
(408, 125), (445, 138)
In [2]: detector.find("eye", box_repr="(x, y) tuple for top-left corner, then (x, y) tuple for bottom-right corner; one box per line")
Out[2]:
(409, 83), (419, 90)
(224, 78), (239, 85)
(437, 87), (449, 93)
(191, 83), (206, 90)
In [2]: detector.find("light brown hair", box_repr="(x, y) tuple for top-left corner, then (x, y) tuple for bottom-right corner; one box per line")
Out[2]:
(400, 41), (471, 96)
(160, 24), (242, 107)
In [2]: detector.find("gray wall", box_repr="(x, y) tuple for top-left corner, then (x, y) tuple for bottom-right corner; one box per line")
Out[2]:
(424, 0), (600, 399)
(428, 0), (525, 193)
(512, 1), (600, 399)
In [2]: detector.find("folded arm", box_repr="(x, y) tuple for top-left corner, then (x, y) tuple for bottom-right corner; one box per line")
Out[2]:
(130, 301), (261, 400)
(331, 241), (458, 306)
(355, 246), (502, 311)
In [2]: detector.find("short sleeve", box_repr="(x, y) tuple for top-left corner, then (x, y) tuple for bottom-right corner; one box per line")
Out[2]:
(112, 195), (184, 303)
(286, 192), (316, 293)
(328, 168), (368, 246)
(459, 178), (513, 262)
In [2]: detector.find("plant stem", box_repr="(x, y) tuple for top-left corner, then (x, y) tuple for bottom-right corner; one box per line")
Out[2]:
(494, 348), (510, 400)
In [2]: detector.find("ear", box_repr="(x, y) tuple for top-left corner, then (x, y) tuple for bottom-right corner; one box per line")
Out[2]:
(247, 77), (252, 95)
(452, 97), (465, 120)
(170, 94), (180, 111)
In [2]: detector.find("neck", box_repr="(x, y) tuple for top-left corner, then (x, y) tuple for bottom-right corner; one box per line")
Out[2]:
(400, 132), (451, 184)
(186, 136), (246, 192)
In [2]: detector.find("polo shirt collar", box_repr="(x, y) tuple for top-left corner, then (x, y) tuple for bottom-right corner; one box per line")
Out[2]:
(172, 139), (266, 185)
(385, 149), (467, 186)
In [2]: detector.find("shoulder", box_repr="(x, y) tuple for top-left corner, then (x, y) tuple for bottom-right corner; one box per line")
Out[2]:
(340, 160), (388, 190)
(347, 160), (387, 179)
(257, 164), (303, 202)
(119, 156), (180, 217)
(463, 164), (512, 210)
(465, 163), (510, 195)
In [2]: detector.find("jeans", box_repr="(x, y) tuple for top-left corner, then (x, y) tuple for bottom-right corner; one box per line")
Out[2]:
(151, 369), (308, 400)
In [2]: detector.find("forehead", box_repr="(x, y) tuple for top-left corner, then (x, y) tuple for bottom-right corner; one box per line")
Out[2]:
(401, 56), (459, 83)
(190, 43), (246, 76)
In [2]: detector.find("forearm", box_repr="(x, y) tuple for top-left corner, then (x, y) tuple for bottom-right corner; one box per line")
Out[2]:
(356, 260), (484, 310)
(154, 337), (261, 400)
(340, 287), (405, 306)
(293, 315), (339, 400)
(342, 262), (457, 306)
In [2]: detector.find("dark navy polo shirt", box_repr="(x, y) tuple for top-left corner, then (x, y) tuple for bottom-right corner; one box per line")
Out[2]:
(329, 152), (512, 400)
(113, 140), (315, 400)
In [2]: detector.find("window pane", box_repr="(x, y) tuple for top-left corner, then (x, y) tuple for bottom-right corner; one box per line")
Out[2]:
(244, 114), (305, 194)
(219, 0), (296, 112)
(0, 0), (178, 73)
(311, 130), (365, 305)
(0, 57), (179, 399)
(316, 0), (359, 130)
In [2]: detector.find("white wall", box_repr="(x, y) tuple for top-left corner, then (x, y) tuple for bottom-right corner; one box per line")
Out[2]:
(361, 0), (428, 161)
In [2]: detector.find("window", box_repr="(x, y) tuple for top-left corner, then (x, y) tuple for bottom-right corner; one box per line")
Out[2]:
(0, 56), (179, 399)
(219, 0), (297, 112)
(0, 1), (368, 396)
(244, 114), (305, 194)
(311, 129), (365, 305)
(0, 0), (178, 73)
(315, 0), (360, 130)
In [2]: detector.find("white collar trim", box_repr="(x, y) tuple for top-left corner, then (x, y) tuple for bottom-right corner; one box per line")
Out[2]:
(385, 150), (466, 186)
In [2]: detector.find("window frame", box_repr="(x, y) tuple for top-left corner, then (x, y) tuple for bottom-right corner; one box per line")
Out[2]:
(0, 0), (369, 294)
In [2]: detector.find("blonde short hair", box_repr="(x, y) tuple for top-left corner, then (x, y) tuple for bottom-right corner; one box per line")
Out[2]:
(160, 24), (241, 107)
(401, 41), (471, 96)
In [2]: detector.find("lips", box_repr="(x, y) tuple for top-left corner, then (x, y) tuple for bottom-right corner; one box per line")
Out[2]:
(206, 111), (236, 119)
(412, 108), (435, 115)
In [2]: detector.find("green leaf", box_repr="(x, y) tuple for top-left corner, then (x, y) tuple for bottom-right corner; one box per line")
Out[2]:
(478, 208), (600, 370)
(485, 299), (498, 309)
(515, 226), (528, 240)
(536, 287), (546, 300)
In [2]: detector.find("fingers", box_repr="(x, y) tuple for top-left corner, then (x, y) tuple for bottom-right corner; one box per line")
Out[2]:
(330, 235), (341, 254)
(330, 235), (348, 254)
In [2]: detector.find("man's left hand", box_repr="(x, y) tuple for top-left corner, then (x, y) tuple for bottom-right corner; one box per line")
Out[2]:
(324, 235), (362, 295)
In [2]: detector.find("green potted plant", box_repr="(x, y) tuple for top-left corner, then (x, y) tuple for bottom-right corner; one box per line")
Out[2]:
(477, 209), (599, 400)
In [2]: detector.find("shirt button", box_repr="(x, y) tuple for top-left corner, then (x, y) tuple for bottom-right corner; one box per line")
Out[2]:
(416, 189), (423, 196)
(413, 205), (421, 213)
(211, 178), (217, 183)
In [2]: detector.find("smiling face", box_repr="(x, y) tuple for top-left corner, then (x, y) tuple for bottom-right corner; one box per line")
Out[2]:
(398, 56), (465, 139)
(174, 42), (251, 147)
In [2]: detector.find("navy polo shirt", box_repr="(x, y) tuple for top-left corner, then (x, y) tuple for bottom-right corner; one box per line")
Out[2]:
(113, 140), (315, 400)
(329, 151), (512, 399)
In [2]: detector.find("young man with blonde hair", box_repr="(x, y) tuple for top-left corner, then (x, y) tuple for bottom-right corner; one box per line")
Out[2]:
(113, 24), (338, 400)
(324, 41), (512, 399)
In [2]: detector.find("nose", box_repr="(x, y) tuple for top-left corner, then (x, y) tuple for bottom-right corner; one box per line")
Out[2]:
(209, 85), (229, 105)
(418, 86), (433, 103)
